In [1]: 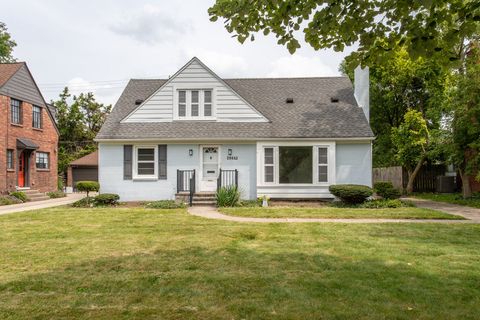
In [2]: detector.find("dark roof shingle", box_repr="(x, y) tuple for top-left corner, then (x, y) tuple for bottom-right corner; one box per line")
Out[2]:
(96, 77), (373, 140)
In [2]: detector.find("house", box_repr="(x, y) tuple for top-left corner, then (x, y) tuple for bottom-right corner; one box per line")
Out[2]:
(0, 62), (59, 194)
(66, 150), (98, 192)
(96, 57), (374, 201)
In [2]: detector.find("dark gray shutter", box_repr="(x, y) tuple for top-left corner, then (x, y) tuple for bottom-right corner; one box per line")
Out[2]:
(123, 145), (133, 180)
(158, 145), (167, 179)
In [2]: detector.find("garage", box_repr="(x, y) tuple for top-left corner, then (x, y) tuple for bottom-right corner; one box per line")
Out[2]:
(67, 151), (98, 192)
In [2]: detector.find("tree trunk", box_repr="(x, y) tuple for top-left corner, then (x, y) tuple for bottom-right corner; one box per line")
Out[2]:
(406, 156), (425, 194)
(459, 169), (472, 198)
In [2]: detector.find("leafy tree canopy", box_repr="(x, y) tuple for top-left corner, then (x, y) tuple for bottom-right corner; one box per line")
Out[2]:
(209, 1), (480, 65)
(0, 21), (16, 63)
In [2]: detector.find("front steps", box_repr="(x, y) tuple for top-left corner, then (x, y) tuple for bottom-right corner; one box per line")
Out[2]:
(176, 192), (216, 206)
(21, 189), (50, 202)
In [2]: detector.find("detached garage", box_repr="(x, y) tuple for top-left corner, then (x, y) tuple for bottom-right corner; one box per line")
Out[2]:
(67, 151), (98, 192)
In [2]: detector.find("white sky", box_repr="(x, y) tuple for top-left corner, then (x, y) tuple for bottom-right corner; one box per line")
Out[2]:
(2, 0), (354, 105)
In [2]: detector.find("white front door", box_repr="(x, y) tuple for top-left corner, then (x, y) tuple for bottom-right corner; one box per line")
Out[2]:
(200, 146), (219, 192)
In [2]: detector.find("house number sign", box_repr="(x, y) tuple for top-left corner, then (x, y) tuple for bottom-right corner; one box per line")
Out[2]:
(227, 155), (238, 160)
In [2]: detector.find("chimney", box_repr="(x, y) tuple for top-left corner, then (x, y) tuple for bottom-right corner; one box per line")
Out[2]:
(354, 66), (370, 122)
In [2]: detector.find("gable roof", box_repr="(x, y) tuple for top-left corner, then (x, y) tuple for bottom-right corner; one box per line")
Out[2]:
(97, 76), (374, 140)
(70, 150), (98, 166)
(0, 62), (59, 134)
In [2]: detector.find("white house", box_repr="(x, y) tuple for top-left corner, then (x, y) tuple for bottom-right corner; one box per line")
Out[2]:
(95, 57), (374, 202)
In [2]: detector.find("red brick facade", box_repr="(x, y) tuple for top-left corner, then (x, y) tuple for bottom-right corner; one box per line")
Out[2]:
(0, 95), (58, 193)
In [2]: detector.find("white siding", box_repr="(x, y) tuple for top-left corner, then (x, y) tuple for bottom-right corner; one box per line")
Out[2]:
(124, 59), (267, 123)
(335, 143), (372, 186)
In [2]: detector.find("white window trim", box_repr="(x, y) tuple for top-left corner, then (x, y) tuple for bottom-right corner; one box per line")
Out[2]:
(173, 85), (216, 121)
(257, 141), (336, 186)
(133, 145), (158, 180)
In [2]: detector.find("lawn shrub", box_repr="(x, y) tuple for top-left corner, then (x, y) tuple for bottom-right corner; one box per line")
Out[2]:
(145, 200), (186, 209)
(216, 186), (240, 207)
(374, 181), (401, 199)
(47, 191), (66, 199)
(75, 181), (100, 198)
(9, 191), (27, 202)
(0, 195), (23, 206)
(71, 197), (92, 208)
(94, 193), (120, 206)
(329, 184), (373, 204)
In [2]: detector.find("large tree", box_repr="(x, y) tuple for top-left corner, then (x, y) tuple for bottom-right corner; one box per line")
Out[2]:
(52, 88), (111, 175)
(0, 21), (16, 62)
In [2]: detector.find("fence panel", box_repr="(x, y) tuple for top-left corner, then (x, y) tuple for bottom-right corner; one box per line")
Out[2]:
(373, 166), (403, 190)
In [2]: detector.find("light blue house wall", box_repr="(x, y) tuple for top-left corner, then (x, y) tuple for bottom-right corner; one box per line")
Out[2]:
(336, 143), (372, 186)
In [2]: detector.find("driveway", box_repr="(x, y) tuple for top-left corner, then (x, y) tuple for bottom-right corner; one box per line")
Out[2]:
(0, 193), (85, 216)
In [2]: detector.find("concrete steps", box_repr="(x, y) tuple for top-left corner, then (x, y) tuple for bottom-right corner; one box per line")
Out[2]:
(21, 189), (50, 202)
(176, 192), (216, 206)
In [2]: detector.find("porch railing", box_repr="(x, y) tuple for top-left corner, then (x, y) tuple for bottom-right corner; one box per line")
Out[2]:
(177, 169), (195, 206)
(217, 169), (238, 191)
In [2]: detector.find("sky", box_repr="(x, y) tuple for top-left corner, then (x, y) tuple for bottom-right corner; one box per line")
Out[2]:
(2, 0), (354, 106)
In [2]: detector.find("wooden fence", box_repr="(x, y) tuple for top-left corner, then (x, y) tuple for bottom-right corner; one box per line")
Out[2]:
(373, 165), (447, 192)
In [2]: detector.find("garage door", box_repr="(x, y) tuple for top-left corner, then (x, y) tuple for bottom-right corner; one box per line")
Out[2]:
(72, 166), (98, 191)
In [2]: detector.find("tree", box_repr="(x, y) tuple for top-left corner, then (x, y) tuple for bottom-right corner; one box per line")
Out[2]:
(391, 110), (430, 194)
(209, 1), (480, 63)
(340, 49), (447, 167)
(0, 21), (16, 62)
(51, 88), (111, 175)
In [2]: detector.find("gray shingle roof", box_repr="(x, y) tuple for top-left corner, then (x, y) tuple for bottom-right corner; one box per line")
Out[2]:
(96, 77), (374, 140)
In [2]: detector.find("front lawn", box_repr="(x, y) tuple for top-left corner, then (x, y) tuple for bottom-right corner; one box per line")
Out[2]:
(0, 207), (479, 319)
(221, 206), (464, 219)
(415, 193), (480, 208)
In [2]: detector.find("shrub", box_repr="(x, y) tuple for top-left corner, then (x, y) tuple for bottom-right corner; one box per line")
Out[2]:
(9, 191), (27, 202)
(71, 197), (92, 208)
(94, 193), (120, 206)
(76, 181), (100, 197)
(0, 195), (23, 206)
(374, 181), (401, 199)
(47, 191), (66, 199)
(329, 184), (373, 204)
(216, 186), (240, 207)
(145, 200), (186, 209)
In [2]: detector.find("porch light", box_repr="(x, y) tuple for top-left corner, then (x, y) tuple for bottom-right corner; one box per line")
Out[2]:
(189, 149), (193, 156)
(228, 149), (232, 156)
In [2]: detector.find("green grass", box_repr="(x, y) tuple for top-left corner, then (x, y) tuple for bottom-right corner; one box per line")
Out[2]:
(221, 206), (464, 219)
(415, 193), (480, 208)
(0, 207), (479, 319)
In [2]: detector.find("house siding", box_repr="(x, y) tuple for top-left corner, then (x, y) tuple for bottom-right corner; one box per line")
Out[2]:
(98, 143), (257, 201)
(0, 64), (44, 107)
(335, 142), (372, 186)
(124, 59), (267, 123)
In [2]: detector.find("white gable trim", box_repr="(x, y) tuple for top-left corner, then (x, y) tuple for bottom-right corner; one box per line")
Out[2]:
(121, 57), (269, 123)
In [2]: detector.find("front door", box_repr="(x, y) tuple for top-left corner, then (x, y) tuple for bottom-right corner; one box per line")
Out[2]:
(200, 146), (219, 191)
(18, 151), (26, 187)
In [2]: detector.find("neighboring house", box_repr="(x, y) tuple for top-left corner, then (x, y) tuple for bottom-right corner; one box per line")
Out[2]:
(66, 150), (98, 192)
(96, 57), (374, 201)
(0, 62), (59, 194)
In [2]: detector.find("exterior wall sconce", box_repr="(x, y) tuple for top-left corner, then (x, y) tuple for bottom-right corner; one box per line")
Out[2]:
(189, 149), (193, 156)
(228, 149), (232, 156)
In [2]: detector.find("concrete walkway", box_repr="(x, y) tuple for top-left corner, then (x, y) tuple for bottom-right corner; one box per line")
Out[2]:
(0, 193), (85, 215)
(188, 200), (480, 224)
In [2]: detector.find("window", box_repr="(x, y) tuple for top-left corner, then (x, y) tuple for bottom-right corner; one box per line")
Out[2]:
(32, 105), (42, 129)
(191, 90), (199, 117)
(134, 146), (157, 178)
(10, 99), (22, 124)
(318, 147), (328, 182)
(176, 89), (214, 119)
(178, 90), (186, 117)
(279, 146), (313, 184)
(264, 147), (275, 183)
(204, 90), (212, 117)
(7, 150), (14, 170)
(36, 152), (49, 169)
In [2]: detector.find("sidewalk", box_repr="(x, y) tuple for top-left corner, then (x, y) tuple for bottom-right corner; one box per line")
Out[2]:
(0, 193), (85, 216)
(188, 206), (477, 224)
(403, 197), (480, 222)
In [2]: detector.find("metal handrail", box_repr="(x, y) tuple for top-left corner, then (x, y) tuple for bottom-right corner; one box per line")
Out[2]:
(217, 169), (238, 191)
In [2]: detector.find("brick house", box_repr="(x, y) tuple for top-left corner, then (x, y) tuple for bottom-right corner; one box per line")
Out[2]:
(0, 62), (59, 194)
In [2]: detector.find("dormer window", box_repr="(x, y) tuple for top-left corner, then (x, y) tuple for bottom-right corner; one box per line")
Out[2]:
(176, 89), (215, 120)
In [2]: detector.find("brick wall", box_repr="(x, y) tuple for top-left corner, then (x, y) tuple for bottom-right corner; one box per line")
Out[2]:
(1, 94), (58, 193)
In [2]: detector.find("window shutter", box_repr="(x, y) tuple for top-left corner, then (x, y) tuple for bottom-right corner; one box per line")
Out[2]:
(158, 145), (167, 179)
(123, 145), (133, 180)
